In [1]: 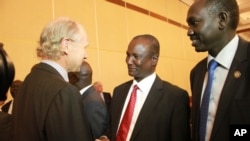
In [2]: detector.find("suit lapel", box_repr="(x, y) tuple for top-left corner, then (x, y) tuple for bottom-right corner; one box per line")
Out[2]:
(190, 58), (207, 140)
(192, 60), (207, 114)
(130, 76), (163, 139)
(112, 81), (132, 137)
(211, 38), (249, 138)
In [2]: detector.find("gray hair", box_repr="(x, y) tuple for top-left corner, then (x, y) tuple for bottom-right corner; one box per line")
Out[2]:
(37, 17), (85, 60)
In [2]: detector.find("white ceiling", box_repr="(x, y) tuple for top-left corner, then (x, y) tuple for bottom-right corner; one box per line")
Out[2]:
(180, 0), (250, 40)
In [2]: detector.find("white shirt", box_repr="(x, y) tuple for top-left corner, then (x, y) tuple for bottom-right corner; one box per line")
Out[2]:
(8, 100), (13, 114)
(201, 35), (239, 141)
(100, 93), (105, 102)
(41, 60), (69, 82)
(79, 85), (92, 95)
(117, 73), (156, 141)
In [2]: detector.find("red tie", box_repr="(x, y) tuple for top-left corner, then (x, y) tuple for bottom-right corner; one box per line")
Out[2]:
(116, 85), (139, 141)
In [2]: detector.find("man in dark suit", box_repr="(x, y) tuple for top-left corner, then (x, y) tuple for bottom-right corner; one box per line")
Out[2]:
(12, 17), (92, 141)
(186, 0), (250, 141)
(93, 81), (112, 110)
(69, 61), (110, 140)
(97, 34), (191, 141)
(1, 80), (23, 114)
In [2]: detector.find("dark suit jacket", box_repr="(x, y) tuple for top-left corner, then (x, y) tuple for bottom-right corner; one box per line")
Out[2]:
(190, 38), (250, 141)
(0, 112), (13, 141)
(81, 86), (110, 140)
(102, 92), (112, 110)
(13, 63), (93, 141)
(1, 100), (12, 113)
(110, 75), (191, 141)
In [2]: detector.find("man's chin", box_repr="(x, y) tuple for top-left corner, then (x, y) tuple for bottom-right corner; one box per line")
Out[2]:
(193, 45), (207, 52)
(195, 47), (207, 52)
(128, 72), (135, 77)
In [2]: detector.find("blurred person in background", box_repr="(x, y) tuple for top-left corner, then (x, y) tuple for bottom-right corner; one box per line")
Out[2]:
(93, 81), (112, 110)
(0, 42), (15, 141)
(69, 61), (110, 140)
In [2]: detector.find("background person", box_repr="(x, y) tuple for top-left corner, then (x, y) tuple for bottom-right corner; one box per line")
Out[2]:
(1, 80), (23, 114)
(69, 61), (110, 140)
(0, 42), (15, 141)
(93, 81), (112, 111)
(0, 95), (13, 141)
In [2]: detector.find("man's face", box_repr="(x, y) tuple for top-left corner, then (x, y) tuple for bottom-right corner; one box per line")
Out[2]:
(67, 29), (88, 72)
(125, 38), (155, 82)
(96, 85), (103, 93)
(10, 81), (22, 98)
(68, 72), (78, 85)
(186, 1), (222, 54)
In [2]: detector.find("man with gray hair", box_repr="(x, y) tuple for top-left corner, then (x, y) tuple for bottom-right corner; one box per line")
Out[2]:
(13, 17), (92, 141)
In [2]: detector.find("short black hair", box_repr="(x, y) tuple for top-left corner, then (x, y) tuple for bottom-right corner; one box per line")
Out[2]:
(0, 43), (15, 101)
(132, 34), (160, 56)
(206, 0), (239, 29)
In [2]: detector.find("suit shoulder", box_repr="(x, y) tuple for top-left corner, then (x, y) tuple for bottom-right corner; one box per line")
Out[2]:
(162, 80), (188, 94)
(83, 87), (103, 101)
(114, 80), (132, 89)
(191, 58), (207, 75)
(103, 92), (111, 95)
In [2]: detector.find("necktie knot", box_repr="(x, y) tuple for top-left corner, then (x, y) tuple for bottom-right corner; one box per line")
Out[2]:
(208, 59), (218, 71)
(133, 85), (139, 91)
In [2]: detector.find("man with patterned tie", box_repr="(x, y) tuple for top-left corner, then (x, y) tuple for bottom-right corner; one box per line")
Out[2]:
(97, 34), (191, 141)
(186, 0), (250, 141)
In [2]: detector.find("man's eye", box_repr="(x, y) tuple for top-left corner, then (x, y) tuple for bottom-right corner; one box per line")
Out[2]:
(189, 20), (199, 26)
(133, 55), (139, 59)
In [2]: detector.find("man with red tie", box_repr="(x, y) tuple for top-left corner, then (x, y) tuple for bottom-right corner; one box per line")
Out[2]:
(97, 34), (191, 141)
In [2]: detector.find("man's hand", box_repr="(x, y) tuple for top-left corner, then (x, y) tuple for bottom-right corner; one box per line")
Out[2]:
(95, 135), (110, 141)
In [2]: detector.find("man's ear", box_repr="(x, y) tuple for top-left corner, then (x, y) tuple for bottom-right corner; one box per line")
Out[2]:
(218, 11), (228, 30)
(61, 38), (70, 55)
(152, 54), (159, 66)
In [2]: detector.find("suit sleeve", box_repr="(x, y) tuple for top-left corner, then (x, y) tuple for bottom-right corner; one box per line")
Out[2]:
(85, 100), (110, 139)
(171, 90), (191, 141)
(45, 86), (93, 141)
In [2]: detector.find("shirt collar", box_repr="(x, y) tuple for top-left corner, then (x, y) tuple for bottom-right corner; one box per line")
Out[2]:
(79, 84), (92, 95)
(132, 73), (156, 93)
(41, 60), (69, 82)
(208, 35), (239, 69)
